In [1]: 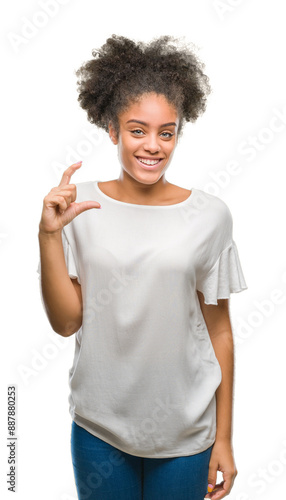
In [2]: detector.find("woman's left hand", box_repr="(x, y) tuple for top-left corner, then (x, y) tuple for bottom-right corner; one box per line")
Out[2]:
(204, 438), (238, 499)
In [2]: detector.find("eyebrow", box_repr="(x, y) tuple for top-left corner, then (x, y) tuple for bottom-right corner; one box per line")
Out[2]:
(126, 119), (177, 127)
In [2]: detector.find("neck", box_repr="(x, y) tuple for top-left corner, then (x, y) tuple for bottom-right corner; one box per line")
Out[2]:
(115, 172), (170, 204)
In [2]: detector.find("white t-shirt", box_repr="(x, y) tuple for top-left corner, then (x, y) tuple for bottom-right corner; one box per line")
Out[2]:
(38, 180), (248, 458)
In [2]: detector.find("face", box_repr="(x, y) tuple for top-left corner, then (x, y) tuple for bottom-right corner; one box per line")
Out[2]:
(108, 92), (180, 185)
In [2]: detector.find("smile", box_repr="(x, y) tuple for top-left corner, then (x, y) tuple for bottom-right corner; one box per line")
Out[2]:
(136, 157), (163, 169)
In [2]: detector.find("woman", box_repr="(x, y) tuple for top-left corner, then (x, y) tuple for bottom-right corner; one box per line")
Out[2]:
(38, 35), (248, 500)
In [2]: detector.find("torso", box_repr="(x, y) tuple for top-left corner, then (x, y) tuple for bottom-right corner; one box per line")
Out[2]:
(97, 180), (192, 206)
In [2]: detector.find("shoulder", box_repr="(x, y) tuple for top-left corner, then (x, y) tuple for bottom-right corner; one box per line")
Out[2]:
(192, 189), (233, 250)
(194, 188), (233, 225)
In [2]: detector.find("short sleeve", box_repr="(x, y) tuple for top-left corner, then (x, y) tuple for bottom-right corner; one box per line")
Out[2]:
(37, 229), (81, 285)
(61, 229), (81, 284)
(196, 239), (248, 305)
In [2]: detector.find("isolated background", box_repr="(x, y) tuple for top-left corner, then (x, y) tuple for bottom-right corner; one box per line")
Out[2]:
(1, 1), (286, 498)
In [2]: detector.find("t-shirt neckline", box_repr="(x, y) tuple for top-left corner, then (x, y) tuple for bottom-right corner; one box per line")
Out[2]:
(94, 181), (195, 209)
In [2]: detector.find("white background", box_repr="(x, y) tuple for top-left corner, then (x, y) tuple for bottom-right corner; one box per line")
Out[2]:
(1, 1), (286, 498)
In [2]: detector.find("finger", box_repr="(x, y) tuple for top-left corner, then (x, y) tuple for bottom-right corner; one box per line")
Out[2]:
(72, 200), (101, 218)
(203, 481), (222, 499)
(45, 191), (73, 210)
(50, 184), (77, 199)
(54, 195), (68, 214)
(58, 161), (82, 188)
(59, 186), (76, 205)
(214, 477), (232, 498)
(70, 185), (77, 203)
(208, 481), (227, 499)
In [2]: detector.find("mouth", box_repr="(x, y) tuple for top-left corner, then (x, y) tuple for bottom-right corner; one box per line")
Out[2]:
(135, 156), (164, 170)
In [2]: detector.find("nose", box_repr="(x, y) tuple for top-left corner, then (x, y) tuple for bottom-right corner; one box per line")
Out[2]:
(143, 134), (161, 154)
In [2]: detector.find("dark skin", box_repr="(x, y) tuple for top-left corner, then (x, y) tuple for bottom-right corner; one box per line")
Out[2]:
(107, 92), (184, 205)
(39, 91), (238, 497)
(104, 92), (238, 496)
(197, 291), (238, 498)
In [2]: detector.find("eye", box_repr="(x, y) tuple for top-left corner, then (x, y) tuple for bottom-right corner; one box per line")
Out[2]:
(131, 129), (144, 136)
(130, 129), (174, 138)
(160, 132), (174, 138)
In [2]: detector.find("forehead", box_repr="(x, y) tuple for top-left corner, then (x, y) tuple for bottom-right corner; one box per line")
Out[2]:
(119, 93), (179, 125)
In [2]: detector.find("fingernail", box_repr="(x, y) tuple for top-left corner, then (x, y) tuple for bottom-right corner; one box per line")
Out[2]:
(207, 484), (214, 492)
(74, 161), (82, 165)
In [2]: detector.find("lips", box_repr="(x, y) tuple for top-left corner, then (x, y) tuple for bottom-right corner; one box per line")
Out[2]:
(135, 157), (163, 170)
(136, 156), (162, 162)
(136, 156), (163, 160)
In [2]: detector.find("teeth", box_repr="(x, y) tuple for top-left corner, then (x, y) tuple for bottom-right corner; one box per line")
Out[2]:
(138, 158), (160, 166)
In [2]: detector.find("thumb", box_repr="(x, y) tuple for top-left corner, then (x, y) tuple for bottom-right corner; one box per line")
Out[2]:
(61, 200), (101, 226)
(207, 467), (217, 494)
(73, 200), (102, 217)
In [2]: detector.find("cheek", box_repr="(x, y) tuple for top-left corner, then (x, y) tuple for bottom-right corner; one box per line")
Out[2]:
(165, 141), (176, 155)
(118, 144), (134, 164)
(120, 136), (136, 152)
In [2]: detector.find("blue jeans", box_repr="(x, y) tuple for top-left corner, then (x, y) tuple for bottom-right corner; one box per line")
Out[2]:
(70, 421), (213, 500)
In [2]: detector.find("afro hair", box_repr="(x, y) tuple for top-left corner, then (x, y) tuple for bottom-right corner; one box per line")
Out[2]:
(75, 34), (211, 138)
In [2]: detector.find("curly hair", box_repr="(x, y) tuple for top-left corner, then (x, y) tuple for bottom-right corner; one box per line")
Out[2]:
(75, 34), (211, 138)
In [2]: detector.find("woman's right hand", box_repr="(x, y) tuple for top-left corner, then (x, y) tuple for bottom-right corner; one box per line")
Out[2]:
(39, 161), (101, 235)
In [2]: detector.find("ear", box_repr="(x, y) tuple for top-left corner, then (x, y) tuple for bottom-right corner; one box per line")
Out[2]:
(108, 121), (119, 145)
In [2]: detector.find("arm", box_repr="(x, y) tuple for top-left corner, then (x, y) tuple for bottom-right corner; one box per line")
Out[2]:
(197, 290), (238, 499)
(38, 230), (83, 337)
(38, 161), (101, 337)
(197, 290), (234, 441)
